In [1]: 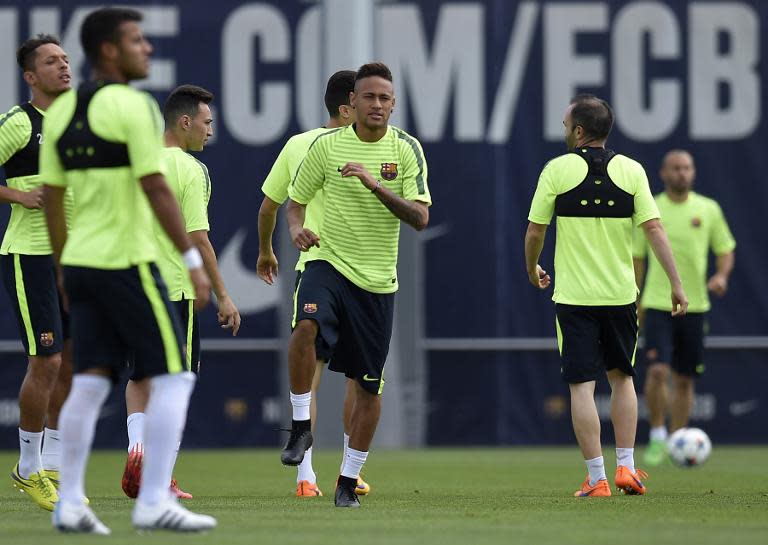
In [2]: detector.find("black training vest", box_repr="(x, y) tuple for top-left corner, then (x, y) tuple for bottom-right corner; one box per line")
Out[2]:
(554, 148), (634, 219)
(3, 102), (43, 179)
(57, 81), (131, 171)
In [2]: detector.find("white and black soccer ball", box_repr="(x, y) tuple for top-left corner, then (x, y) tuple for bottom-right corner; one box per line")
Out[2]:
(668, 427), (712, 467)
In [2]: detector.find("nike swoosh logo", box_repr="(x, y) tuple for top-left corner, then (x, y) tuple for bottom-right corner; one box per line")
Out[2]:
(337, 167), (342, 172)
(21, 438), (30, 443)
(218, 228), (280, 314)
(362, 374), (379, 382)
(729, 399), (760, 416)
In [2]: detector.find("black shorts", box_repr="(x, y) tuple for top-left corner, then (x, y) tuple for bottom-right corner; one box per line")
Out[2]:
(63, 263), (185, 382)
(555, 303), (639, 384)
(174, 298), (200, 374)
(293, 260), (395, 394)
(0, 254), (64, 356)
(643, 309), (706, 377)
(293, 270), (332, 363)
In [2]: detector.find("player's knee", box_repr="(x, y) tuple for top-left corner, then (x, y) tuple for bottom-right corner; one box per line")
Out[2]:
(28, 353), (62, 383)
(647, 363), (670, 382)
(292, 319), (318, 345)
(673, 373), (694, 390)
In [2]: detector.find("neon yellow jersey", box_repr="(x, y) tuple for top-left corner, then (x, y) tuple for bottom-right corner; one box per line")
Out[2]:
(634, 192), (735, 313)
(528, 151), (660, 306)
(39, 83), (164, 269)
(0, 104), (74, 255)
(289, 124), (431, 293)
(261, 127), (330, 272)
(154, 147), (211, 301)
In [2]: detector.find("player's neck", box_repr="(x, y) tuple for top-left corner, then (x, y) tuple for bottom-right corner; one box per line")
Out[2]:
(575, 137), (606, 149)
(164, 131), (187, 151)
(354, 123), (387, 143)
(666, 189), (690, 203)
(91, 64), (128, 84)
(29, 89), (58, 111)
(325, 116), (346, 129)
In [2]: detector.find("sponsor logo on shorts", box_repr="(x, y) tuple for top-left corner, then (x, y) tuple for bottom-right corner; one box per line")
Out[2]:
(380, 163), (398, 181)
(40, 332), (54, 347)
(303, 303), (317, 314)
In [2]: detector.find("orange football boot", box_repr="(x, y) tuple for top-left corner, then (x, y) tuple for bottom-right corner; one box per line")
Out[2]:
(615, 466), (648, 495)
(573, 477), (612, 497)
(121, 444), (143, 499)
(296, 480), (323, 497)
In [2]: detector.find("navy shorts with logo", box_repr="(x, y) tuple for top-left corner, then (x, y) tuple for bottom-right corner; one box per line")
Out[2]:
(293, 260), (395, 394)
(643, 309), (706, 377)
(0, 254), (64, 356)
(555, 303), (639, 384)
(174, 298), (200, 374)
(293, 270), (333, 363)
(64, 263), (185, 382)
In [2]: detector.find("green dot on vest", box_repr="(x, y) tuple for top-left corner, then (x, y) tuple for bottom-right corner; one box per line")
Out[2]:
(595, 180), (602, 185)
(75, 121), (83, 130)
(594, 199), (601, 204)
(580, 200), (587, 206)
(65, 148), (74, 157)
(86, 147), (95, 156)
(608, 200), (615, 206)
(76, 146), (84, 155)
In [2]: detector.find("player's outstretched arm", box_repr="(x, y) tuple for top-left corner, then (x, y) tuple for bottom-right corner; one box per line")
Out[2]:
(340, 162), (429, 231)
(257, 196), (281, 285)
(286, 199), (320, 251)
(141, 173), (211, 310)
(190, 230), (241, 336)
(641, 218), (688, 316)
(524, 222), (551, 290)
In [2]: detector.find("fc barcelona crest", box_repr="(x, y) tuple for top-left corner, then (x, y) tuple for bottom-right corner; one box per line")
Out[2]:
(303, 303), (318, 314)
(380, 163), (398, 181)
(40, 332), (54, 347)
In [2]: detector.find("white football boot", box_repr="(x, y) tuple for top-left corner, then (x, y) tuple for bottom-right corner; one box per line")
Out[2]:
(132, 497), (217, 532)
(52, 501), (111, 535)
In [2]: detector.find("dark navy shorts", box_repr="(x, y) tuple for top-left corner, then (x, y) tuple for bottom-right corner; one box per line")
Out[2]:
(294, 270), (333, 363)
(1, 253), (65, 357)
(555, 303), (639, 384)
(293, 260), (395, 394)
(643, 309), (706, 377)
(64, 263), (185, 382)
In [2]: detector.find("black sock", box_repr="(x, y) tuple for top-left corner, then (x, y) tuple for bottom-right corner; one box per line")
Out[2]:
(293, 419), (311, 433)
(338, 475), (357, 488)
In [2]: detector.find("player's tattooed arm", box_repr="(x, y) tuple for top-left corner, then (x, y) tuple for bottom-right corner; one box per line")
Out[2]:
(340, 162), (429, 231)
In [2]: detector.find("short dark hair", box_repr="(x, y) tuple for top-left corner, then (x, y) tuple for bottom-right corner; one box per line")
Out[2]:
(164, 84), (214, 126)
(16, 34), (61, 71)
(569, 94), (614, 141)
(324, 70), (356, 118)
(80, 7), (142, 65)
(354, 62), (393, 88)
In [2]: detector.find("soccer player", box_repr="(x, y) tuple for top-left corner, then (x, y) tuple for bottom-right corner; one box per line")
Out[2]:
(1, 34), (74, 511)
(283, 62), (431, 508)
(258, 70), (371, 498)
(41, 8), (216, 533)
(121, 84), (241, 500)
(525, 95), (688, 497)
(634, 150), (735, 466)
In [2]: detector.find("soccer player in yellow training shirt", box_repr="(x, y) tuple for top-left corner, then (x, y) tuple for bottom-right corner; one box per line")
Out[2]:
(283, 62), (431, 508)
(41, 7), (215, 533)
(525, 95), (687, 497)
(1, 35), (75, 512)
(121, 84), (242, 500)
(633, 150), (735, 466)
(257, 69), (371, 498)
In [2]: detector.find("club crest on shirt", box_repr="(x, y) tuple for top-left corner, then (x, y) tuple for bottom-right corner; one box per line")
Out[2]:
(303, 303), (318, 314)
(691, 217), (702, 228)
(380, 163), (398, 181)
(40, 332), (54, 347)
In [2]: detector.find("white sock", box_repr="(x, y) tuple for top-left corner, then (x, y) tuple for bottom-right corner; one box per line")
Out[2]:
(290, 391), (311, 422)
(585, 456), (606, 486)
(18, 428), (44, 478)
(58, 375), (111, 504)
(137, 372), (195, 506)
(649, 426), (668, 442)
(171, 437), (182, 475)
(341, 447), (368, 480)
(616, 448), (635, 473)
(340, 433), (350, 474)
(41, 427), (61, 471)
(297, 447), (316, 484)
(127, 412), (145, 452)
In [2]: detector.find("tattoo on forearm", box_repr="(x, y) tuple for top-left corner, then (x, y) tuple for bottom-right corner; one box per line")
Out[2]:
(377, 189), (425, 228)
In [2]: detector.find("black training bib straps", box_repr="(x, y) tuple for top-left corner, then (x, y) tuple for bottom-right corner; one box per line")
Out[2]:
(58, 81), (130, 171)
(554, 148), (634, 219)
(3, 102), (43, 179)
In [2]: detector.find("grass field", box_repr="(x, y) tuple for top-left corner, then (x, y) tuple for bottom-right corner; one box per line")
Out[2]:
(1, 447), (766, 545)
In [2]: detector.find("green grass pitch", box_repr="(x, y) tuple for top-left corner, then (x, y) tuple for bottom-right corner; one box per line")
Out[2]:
(1, 447), (766, 545)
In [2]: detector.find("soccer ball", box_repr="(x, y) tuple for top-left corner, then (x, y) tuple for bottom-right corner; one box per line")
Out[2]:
(667, 428), (712, 467)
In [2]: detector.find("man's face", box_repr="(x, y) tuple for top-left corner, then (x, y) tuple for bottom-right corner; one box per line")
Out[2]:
(115, 21), (152, 80)
(27, 43), (71, 95)
(563, 105), (579, 150)
(185, 102), (213, 152)
(661, 152), (696, 193)
(351, 76), (395, 131)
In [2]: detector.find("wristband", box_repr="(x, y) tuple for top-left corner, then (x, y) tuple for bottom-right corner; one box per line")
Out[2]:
(182, 247), (203, 270)
(371, 180), (382, 193)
